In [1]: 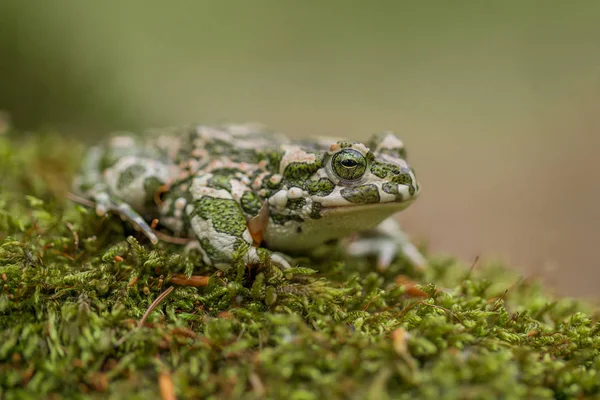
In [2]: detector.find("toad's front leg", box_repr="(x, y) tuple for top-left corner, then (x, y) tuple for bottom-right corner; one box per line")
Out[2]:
(185, 194), (291, 271)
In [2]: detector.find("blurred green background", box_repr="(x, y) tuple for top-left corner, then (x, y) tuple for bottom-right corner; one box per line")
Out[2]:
(1, 1), (599, 298)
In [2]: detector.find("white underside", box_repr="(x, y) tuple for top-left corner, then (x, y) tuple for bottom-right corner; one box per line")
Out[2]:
(263, 200), (414, 253)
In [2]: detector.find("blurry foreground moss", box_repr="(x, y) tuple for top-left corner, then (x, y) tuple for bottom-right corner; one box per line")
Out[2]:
(0, 133), (599, 399)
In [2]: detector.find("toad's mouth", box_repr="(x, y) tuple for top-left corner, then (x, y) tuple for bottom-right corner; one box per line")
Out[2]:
(320, 197), (416, 214)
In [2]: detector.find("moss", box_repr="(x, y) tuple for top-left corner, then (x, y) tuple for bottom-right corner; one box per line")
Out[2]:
(0, 132), (599, 399)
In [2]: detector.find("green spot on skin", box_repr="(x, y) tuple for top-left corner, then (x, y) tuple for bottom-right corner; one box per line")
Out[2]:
(307, 178), (335, 197)
(286, 198), (307, 210)
(390, 171), (415, 196)
(341, 184), (380, 204)
(211, 167), (242, 176)
(390, 173), (412, 186)
(240, 191), (262, 216)
(231, 148), (262, 164)
(370, 161), (399, 179)
(283, 162), (320, 182)
(265, 175), (282, 190)
(208, 175), (232, 191)
(382, 182), (403, 201)
(265, 151), (284, 173)
(309, 201), (322, 219)
(117, 164), (146, 190)
(336, 140), (355, 149)
(205, 139), (235, 156)
(271, 213), (304, 225)
(370, 161), (415, 196)
(191, 197), (247, 237)
(261, 189), (275, 200)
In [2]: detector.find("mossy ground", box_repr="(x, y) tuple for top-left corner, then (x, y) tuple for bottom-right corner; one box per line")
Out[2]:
(0, 133), (599, 400)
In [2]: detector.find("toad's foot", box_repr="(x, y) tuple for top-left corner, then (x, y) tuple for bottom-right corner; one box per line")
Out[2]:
(346, 218), (426, 271)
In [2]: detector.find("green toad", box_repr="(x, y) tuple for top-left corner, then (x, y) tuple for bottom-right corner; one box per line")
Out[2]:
(74, 123), (424, 270)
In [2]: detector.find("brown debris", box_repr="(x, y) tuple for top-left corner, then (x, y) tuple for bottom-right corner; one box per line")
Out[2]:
(88, 372), (109, 392)
(169, 274), (210, 287)
(171, 327), (197, 339)
(249, 372), (266, 397)
(153, 231), (193, 245)
(391, 328), (410, 356)
(217, 311), (233, 319)
(159, 371), (177, 400)
(247, 201), (270, 246)
(154, 185), (170, 207)
(395, 275), (429, 298)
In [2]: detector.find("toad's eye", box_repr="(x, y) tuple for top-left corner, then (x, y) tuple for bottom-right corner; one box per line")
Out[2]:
(332, 149), (367, 181)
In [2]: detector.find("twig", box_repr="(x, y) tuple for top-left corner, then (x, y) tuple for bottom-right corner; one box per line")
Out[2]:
(361, 293), (382, 311)
(463, 255), (480, 281)
(153, 231), (193, 245)
(139, 286), (175, 327)
(115, 286), (176, 346)
(65, 222), (79, 251)
(154, 185), (170, 207)
(490, 276), (524, 310)
(67, 192), (96, 208)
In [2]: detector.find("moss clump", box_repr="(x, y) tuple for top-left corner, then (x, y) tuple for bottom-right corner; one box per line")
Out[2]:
(0, 133), (599, 399)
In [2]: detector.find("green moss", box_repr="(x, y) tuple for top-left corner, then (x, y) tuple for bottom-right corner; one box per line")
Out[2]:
(0, 133), (599, 399)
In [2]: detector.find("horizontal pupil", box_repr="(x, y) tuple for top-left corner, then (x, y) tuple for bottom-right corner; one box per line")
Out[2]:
(342, 160), (357, 167)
